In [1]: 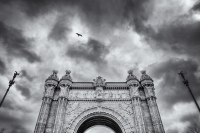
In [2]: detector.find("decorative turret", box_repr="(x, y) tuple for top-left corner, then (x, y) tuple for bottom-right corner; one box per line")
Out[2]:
(126, 70), (139, 81)
(127, 70), (146, 133)
(46, 70), (59, 81)
(140, 70), (165, 133)
(126, 70), (139, 98)
(44, 70), (59, 99)
(58, 70), (73, 98)
(53, 70), (73, 133)
(140, 70), (153, 82)
(140, 70), (154, 98)
(60, 70), (72, 81)
(126, 70), (139, 88)
(34, 70), (59, 133)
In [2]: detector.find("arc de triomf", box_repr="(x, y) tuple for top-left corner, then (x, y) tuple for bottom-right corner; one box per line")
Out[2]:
(34, 70), (165, 133)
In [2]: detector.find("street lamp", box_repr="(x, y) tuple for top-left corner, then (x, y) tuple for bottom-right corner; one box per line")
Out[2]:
(178, 71), (200, 113)
(0, 71), (19, 108)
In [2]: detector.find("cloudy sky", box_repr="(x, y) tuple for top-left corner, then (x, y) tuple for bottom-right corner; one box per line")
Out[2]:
(0, 0), (200, 133)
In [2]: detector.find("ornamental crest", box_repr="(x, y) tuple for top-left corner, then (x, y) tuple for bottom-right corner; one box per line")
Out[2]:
(93, 76), (106, 87)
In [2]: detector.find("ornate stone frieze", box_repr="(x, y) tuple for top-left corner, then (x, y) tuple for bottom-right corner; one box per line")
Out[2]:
(68, 89), (130, 100)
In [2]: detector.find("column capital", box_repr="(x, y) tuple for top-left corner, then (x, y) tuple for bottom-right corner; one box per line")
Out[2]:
(44, 80), (58, 99)
(58, 80), (72, 99)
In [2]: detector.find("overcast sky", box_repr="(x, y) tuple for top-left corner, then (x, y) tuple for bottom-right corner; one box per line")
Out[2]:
(0, 0), (200, 133)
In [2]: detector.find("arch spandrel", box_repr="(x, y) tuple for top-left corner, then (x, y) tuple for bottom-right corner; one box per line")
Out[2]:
(63, 106), (135, 133)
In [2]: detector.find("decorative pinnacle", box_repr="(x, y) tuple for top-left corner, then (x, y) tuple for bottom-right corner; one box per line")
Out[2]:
(53, 70), (58, 75)
(46, 70), (59, 81)
(141, 70), (146, 74)
(60, 70), (72, 81)
(65, 70), (71, 75)
(140, 70), (153, 82)
(128, 70), (133, 74)
(126, 70), (138, 81)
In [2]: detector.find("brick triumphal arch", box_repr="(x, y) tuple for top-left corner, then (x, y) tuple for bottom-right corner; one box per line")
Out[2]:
(34, 70), (165, 133)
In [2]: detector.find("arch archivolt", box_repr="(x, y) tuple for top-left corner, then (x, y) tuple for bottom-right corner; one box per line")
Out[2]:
(63, 105), (135, 133)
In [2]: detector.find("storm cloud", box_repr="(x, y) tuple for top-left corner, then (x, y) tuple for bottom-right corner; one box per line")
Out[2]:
(20, 70), (34, 81)
(180, 112), (200, 125)
(67, 38), (109, 66)
(192, 1), (200, 11)
(48, 15), (72, 41)
(149, 20), (200, 56)
(0, 21), (41, 63)
(149, 58), (200, 108)
(0, 59), (6, 74)
(0, 0), (153, 32)
(0, 111), (30, 133)
(16, 84), (31, 99)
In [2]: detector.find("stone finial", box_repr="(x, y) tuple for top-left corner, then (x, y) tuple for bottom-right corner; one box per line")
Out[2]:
(93, 76), (106, 87)
(61, 70), (72, 81)
(128, 70), (133, 75)
(65, 70), (71, 75)
(140, 70), (153, 82)
(126, 70), (138, 81)
(46, 70), (59, 81)
(141, 70), (146, 75)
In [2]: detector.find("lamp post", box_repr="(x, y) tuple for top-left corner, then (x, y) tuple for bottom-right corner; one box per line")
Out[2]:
(0, 71), (19, 108)
(178, 71), (200, 113)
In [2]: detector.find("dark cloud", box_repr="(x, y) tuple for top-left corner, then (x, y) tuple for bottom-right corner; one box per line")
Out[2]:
(16, 84), (31, 99)
(149, 58), (200, 108)
(1, 98), (15, 110)
(149, 20), (200, 56)
(0, 21), (41, 63)
(123, 0), (152, 33)
(66, 38), (109, 66)
(0, 112), (30, 133)
(167, 128), (179, 133)
(0, 0), (152, 33)
(48, 15), (72, 41)
(20, 70), (34, 81)
(0, 59), (6, 74)
(192, 1), (200, 11)
(180, 113), (200, 125)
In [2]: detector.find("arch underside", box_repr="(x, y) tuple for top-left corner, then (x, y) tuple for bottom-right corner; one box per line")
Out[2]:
(77, 115), (123, 133)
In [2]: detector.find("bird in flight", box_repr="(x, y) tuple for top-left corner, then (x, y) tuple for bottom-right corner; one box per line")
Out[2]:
(76, 33), (82, 37)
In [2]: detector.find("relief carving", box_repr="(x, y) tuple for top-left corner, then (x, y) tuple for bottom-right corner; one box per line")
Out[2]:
(118, 102), (133, 115)
(95, 87), (104, 99)
(66, 103), (80, 115)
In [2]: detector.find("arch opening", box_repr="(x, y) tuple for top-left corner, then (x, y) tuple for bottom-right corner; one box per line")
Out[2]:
(76, 115), (123, 133)
(84, 125), (115, 133)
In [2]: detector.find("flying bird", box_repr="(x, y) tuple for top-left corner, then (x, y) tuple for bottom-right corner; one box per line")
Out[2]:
(76, 33), (82, 37)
